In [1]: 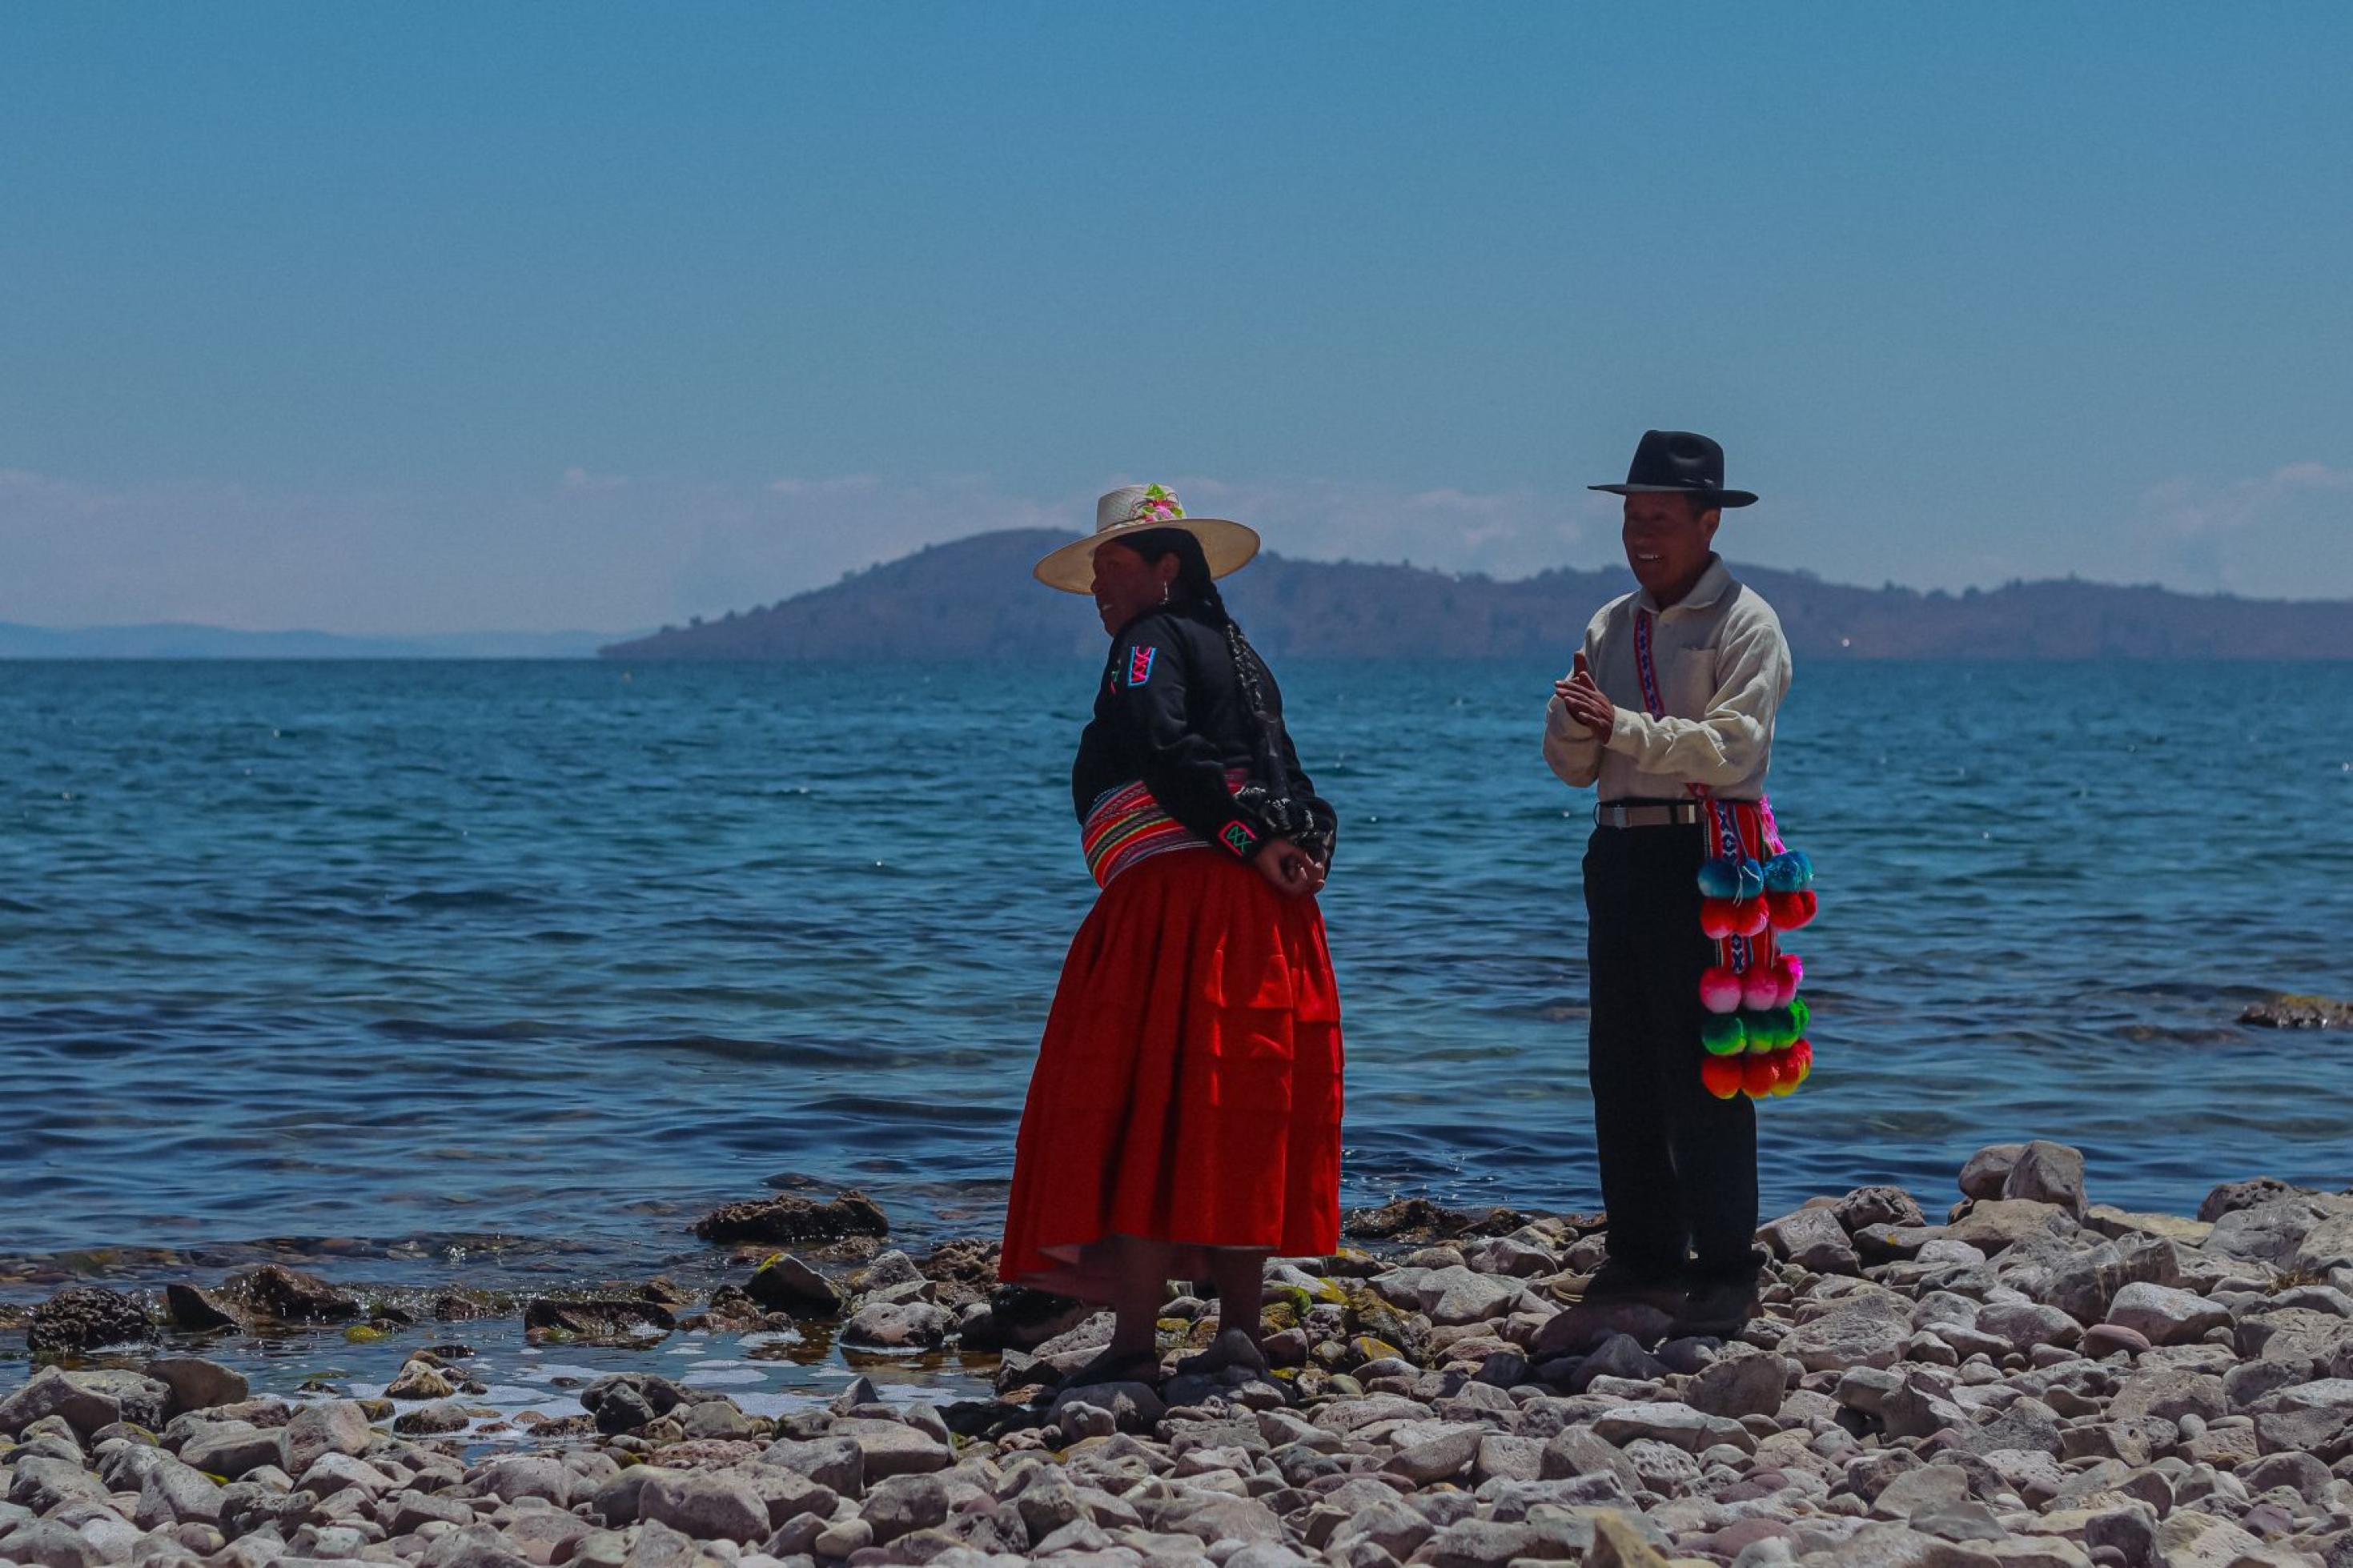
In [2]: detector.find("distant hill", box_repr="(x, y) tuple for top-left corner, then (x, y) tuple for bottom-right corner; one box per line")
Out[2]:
(600, 530), (2353, 661)
(0, 624), (623, 659)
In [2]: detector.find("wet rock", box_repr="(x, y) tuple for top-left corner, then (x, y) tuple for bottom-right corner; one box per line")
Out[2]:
(384, 1359), (457, 1401)
(743, 1253), (841, 1316)
(227, 1264), (361, 1321)
(838, 1299), (953, 1349)
(26, 1285), (152, 1355)
(1342, 1197), (1536, 1243)
(1, 1368), (127, 1439)
(393, 1400), (472, 1435)
(2239, 994), (2353, 1029)
(524, 1297), (675, 1345)
(690, 1189), (889, 1246)
(162, 1283), (244, 1333)
(177, 1419), (285, 1479)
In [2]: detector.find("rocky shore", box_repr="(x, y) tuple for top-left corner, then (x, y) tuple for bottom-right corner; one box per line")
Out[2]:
(10, 1145), (2353, 1568)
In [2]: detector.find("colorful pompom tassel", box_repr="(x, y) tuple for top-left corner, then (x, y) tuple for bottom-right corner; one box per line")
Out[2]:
(1697, 857), (1745, 899)
(1770, 953), (1804, 1006)
(1739, 965), (1782, 1011)
(1700, 965), (1745, 1014)
(1736, 857), (1766, 900)
(1741, 1055), (1780, 1099)
(1701, 1056), (1746, 1100)
(1700, 897), (1746, 940)
(1764, 851), (1813, 893)
(1701, 1013), (1747, 1057)
(1766, 887), (1818, 930)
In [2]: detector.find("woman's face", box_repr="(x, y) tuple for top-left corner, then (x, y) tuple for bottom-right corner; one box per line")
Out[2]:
(1089, 542), (1179, 636)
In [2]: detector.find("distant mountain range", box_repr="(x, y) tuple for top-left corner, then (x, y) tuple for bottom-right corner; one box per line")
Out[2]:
(0, 624), (620, 660)
(601, 529), (2353, 661)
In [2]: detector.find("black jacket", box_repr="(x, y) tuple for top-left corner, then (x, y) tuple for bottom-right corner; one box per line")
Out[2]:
(1070, 607), (1335, 863)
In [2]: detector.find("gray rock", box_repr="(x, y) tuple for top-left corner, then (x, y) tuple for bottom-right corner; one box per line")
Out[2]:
(679, 1398), (757, 1440)
(1764, 1207), (1864, 1274)
(1685, 1347), (1786, 1418)
(2106, 1281), (2231, 1346)
(6, 1454), (112, 1514)
(837, 1300), (953, 1349)
(1783, 1289), (1916, 1371)
(2003, 1142), (2089, 1217)
(1948, 1199), (2076, 1254)
(637, 1470), (770, 1545)
(1529, 1299), (1677, 1357)
(1381, 1427), (1479, 1486)
(177, 1420), (284, 1480)
(1836, 1188), (1929, 1233)
(858, 1472), (949, 1545)
(0, 1518), (103, 1568)
(1540, 1426), (1642, 1496)
(757, 1434), (865, 1497)
(743, 1253), (841, 1316)
(416, 1522), (533, 1568)
(1977, 1300), (2082, 1353)
(1959, 1145), (2029, 1201)
(140, 1359), (247, 1418)
(133, 1460), (225, 1530)
(279, 1399), (371, 1477)
(1872, 1465), (1970, 1521)
(1572, 1332), (1668, 1392)
(1957, 1397), (2065, 1458)
(299, 1452), (396, 1498)
(825, 1416), (950, 1478)
(1592, 1401), (1753, 1453)
(473, 1454), (572, 1506)
(0, 1369), (124, 1440)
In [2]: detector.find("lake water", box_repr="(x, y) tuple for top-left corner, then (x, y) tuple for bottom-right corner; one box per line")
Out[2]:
(5, 657), (2351, 1314)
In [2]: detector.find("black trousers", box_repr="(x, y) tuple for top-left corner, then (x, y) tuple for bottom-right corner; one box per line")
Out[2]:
(1583, 822), (1759, 1277)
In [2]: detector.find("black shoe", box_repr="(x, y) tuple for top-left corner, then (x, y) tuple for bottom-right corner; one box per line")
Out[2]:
(1673, 1269), (1761, 1337)
(1579, 1256), (1684, 1304)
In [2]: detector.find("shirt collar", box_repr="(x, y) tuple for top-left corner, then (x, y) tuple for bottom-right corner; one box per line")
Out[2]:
(1638, 554), (1734, 616)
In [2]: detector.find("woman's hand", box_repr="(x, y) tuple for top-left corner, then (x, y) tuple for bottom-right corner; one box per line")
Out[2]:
(1255, 838), (1327, 897)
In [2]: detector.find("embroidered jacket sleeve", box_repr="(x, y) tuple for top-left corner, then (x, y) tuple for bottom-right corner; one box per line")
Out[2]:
(1259, 665), (1339, 861)
(1110, 619), (1274, 860)
(1541, 609), (1610, 788)
(1603, 602), (1791, 788)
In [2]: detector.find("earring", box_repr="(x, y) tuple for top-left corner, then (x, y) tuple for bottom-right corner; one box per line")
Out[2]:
(1159, 582), (1170, 605)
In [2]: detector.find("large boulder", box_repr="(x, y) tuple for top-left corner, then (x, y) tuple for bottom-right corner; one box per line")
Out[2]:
(1781, 1288), (1915, 1372)
(281, 1398), (373, 1476)
(2106, 1282), (2231, 1347)
(1761, 1208), (1862, 1274)
(0, 1366), (128, 1438)
(636, 1470), (770, 1544)
(26, 1286), (151, 1355)
(2002, 1141), (2089, 1217)
(1959, 1144), (2029, 1200)
(744, 1253), (841, 1315)
(690, 1190), (889, 1245)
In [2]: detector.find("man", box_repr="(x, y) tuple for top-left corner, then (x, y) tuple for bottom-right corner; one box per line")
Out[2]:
(1543, 429), (1794, 1333)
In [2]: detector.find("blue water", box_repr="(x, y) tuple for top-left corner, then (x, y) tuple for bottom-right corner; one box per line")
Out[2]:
(4, 659), (2352, 1304)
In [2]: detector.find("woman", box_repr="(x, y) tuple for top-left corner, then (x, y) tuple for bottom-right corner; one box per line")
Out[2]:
(1001, 483), (1344, 1388)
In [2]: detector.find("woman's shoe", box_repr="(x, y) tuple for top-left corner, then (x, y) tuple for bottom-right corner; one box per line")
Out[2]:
(1172, 1326), (1270, 1380)
(1057, 1346), (1163, 1390)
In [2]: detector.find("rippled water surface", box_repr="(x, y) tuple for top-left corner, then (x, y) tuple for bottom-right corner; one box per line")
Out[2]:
(6, 658), (2352, 1302)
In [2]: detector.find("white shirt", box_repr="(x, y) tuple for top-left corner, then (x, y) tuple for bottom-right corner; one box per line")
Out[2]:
(1542, 555), (1792, 801)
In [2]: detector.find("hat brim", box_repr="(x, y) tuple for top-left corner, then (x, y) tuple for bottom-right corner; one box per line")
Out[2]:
(1588, 483), (1757, 509)
(1033, 517), (1263, 593)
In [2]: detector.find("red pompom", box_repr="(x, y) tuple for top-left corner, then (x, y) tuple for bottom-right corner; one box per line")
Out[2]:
(1789, 1037), (1814, 1069)
(1700, 898), (1745, 940)
(1701, 1057), (1745, 1100)
(1734, 897), (1772, 937)
(1741, 1057), (1779, 1099)
(1767, 888), (1818, 930)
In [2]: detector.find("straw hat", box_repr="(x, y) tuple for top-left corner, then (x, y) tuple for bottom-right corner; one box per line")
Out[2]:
(1032, 483), (1263, 594)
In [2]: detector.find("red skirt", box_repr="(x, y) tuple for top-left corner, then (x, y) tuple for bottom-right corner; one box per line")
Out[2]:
(999, 848), (1345, 1298)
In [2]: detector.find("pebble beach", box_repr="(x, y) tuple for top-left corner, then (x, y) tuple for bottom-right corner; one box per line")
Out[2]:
(10, 1142), (2353, 1568)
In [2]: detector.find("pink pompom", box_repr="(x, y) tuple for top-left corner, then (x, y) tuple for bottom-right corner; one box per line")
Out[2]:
(1740, 965), (1781, 1010)
(1699, 966), (1744, 1014)
(1772, 954), (1804, 1006)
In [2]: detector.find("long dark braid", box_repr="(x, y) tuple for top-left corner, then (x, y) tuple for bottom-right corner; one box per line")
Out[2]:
(1122, 530), (1325, 858)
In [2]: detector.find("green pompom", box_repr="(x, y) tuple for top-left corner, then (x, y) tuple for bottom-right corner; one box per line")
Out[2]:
(1701, 1014), (1747, 1056)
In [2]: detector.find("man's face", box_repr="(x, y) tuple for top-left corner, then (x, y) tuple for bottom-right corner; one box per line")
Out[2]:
(1621, 492), (1721, 599)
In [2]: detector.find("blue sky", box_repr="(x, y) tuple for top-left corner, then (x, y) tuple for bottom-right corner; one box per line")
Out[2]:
(3, 4), (2349, 631)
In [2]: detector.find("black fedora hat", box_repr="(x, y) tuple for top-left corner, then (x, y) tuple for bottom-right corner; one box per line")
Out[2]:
(1589, 429), (1757, 509)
